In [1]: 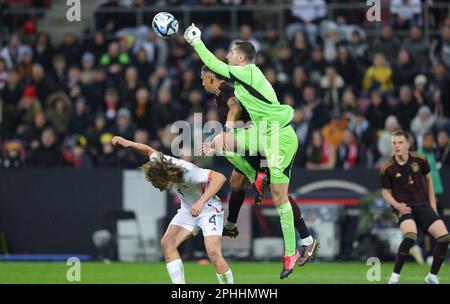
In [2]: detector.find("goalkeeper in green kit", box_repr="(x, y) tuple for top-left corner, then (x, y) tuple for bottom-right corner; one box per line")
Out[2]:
(184, 24), (318, 279)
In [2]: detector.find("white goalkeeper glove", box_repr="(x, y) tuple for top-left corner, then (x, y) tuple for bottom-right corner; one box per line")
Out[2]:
(184, 23), (202, 46)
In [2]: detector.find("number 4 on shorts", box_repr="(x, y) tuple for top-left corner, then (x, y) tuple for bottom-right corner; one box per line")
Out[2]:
(208, 215), (216, 226)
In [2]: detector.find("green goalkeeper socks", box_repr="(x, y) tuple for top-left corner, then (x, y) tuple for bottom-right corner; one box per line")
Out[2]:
(224, 151), (257, 183)
(277, 202), (296, 256)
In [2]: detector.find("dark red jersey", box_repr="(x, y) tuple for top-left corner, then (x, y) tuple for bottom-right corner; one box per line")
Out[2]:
(213, 82), (251, 125)
(380, 152), (431, 206)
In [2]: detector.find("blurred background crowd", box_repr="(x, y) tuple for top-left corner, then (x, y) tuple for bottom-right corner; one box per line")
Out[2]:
(1, 0), (450, 172)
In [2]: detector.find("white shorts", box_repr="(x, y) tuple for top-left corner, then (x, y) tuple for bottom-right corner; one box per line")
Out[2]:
(169, 208), (224, 237)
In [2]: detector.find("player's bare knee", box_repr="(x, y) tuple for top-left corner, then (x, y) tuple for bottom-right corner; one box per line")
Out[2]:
(207, 248), (221, 263)
(160, 236), (173, 252)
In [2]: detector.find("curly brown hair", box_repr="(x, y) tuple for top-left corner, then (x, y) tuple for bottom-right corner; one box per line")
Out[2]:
(139, 152), (185, 189)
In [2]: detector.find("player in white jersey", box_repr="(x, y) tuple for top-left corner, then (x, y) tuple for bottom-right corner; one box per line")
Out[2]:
(112, 136), (234, 284)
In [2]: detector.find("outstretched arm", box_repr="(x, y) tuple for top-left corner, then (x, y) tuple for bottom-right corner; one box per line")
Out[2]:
(112, 136), (156, 157)
(184, 24), (250, 82)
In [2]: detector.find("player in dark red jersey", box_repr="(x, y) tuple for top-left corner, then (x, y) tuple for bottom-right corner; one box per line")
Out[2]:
(380, 130), (449, 284)
(200, 65), (319, 266)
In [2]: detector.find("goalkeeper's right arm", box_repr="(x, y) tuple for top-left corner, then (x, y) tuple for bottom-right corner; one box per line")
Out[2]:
(194, 41), (231, 79)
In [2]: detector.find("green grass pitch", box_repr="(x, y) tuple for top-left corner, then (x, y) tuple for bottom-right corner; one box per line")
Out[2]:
(0, 261), (448, 284)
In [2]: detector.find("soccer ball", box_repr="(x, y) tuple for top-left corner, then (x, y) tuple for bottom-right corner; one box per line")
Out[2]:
(152, 12), (178, 39)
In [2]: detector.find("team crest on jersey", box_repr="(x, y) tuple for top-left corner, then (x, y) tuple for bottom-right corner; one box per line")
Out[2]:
(410, 162), (419, 173)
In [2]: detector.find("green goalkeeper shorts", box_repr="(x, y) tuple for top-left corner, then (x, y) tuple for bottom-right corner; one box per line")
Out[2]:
(233, 123), (298, 184)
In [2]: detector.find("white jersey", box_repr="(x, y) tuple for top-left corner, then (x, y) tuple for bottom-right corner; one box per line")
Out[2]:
(149, 152), (223, 215)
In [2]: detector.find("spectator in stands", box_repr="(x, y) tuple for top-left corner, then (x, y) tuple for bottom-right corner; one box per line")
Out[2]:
(394, 85), (419, 131)
(20, 110), (49, 150)
(152, 87), (182, 136)
(120, 66), (142, 109)
(45, 91), (73, 135)
(66, 65), (83, 100)
(63, 134), (93, 171)
(0, 34), (27, 70)
(17, 46), (33, 83)
(229, 24), (262, 53)
(403, 25), (428, 70)
(80, 52), (96, 85)
(274, 44), (295, 79)
(305, 129), (335, 169)
(430, 25), (450, 68)
(305, 46), (326, 84)
(15, 85), (42, 128)
(365, 90), (392, 133)
(341, 87), (359, 115)
(336, 129), (367, 169)
(393, 49), (417, 90)
(390, 0), (422, 31)
(436, 129), (450, 168)
(1, 139), (26, 169)
(410, 105), (436, 148)
(362, 53), (394, 94)
(371, 24), (401, 65)
(33, 32), (54, 69)
(28, 127), (65, 167)
(346, 28), (369, 67)
(31, 63), (55, 105)
(100, 41), (130, 72)
(284, 65), (311, 105)
(132, 27), (169, 67)
(348, 108), (376, 164)
(289, 31), (311, 66)
(148, 65), (172, 101)
(320, 65), (345, 115)
(1, 68), (22, 108)
(335, 46), (362, 93)
(377, 115), (400, 167)
(111, 108), (136, 141)
(103, 87), (121, 122)
(427, 60), (450, 119)
(287, 0), (327, 45)
(292, 107), (310, 151)
(96, 132), (120, 167)
(413, 74), (428, 106)
(131, 87), (153, 134)
(57, 33), (81, 67)
(132, 47), (153, 83)
(321, 22), (340, 62)
(48, 54), (67, 91)
(303, 85), (329, 131)
(86, 113), (109, 161)
(82, 31), (108, 64)
(322, 113), (347, 150)
(260, 23), (287, 63)
(68, 97), (92, 136)
(83, 67), (108, 113)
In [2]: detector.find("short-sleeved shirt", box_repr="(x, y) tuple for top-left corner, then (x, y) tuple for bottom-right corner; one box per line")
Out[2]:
(149, 152), (223, 214)
(380, 152), (431, 206)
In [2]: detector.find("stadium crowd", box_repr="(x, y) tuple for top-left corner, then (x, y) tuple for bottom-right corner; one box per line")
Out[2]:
(1, 0), (450, 171)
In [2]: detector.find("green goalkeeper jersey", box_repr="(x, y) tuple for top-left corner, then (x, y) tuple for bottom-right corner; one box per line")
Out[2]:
(194, 42), (294, 128)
